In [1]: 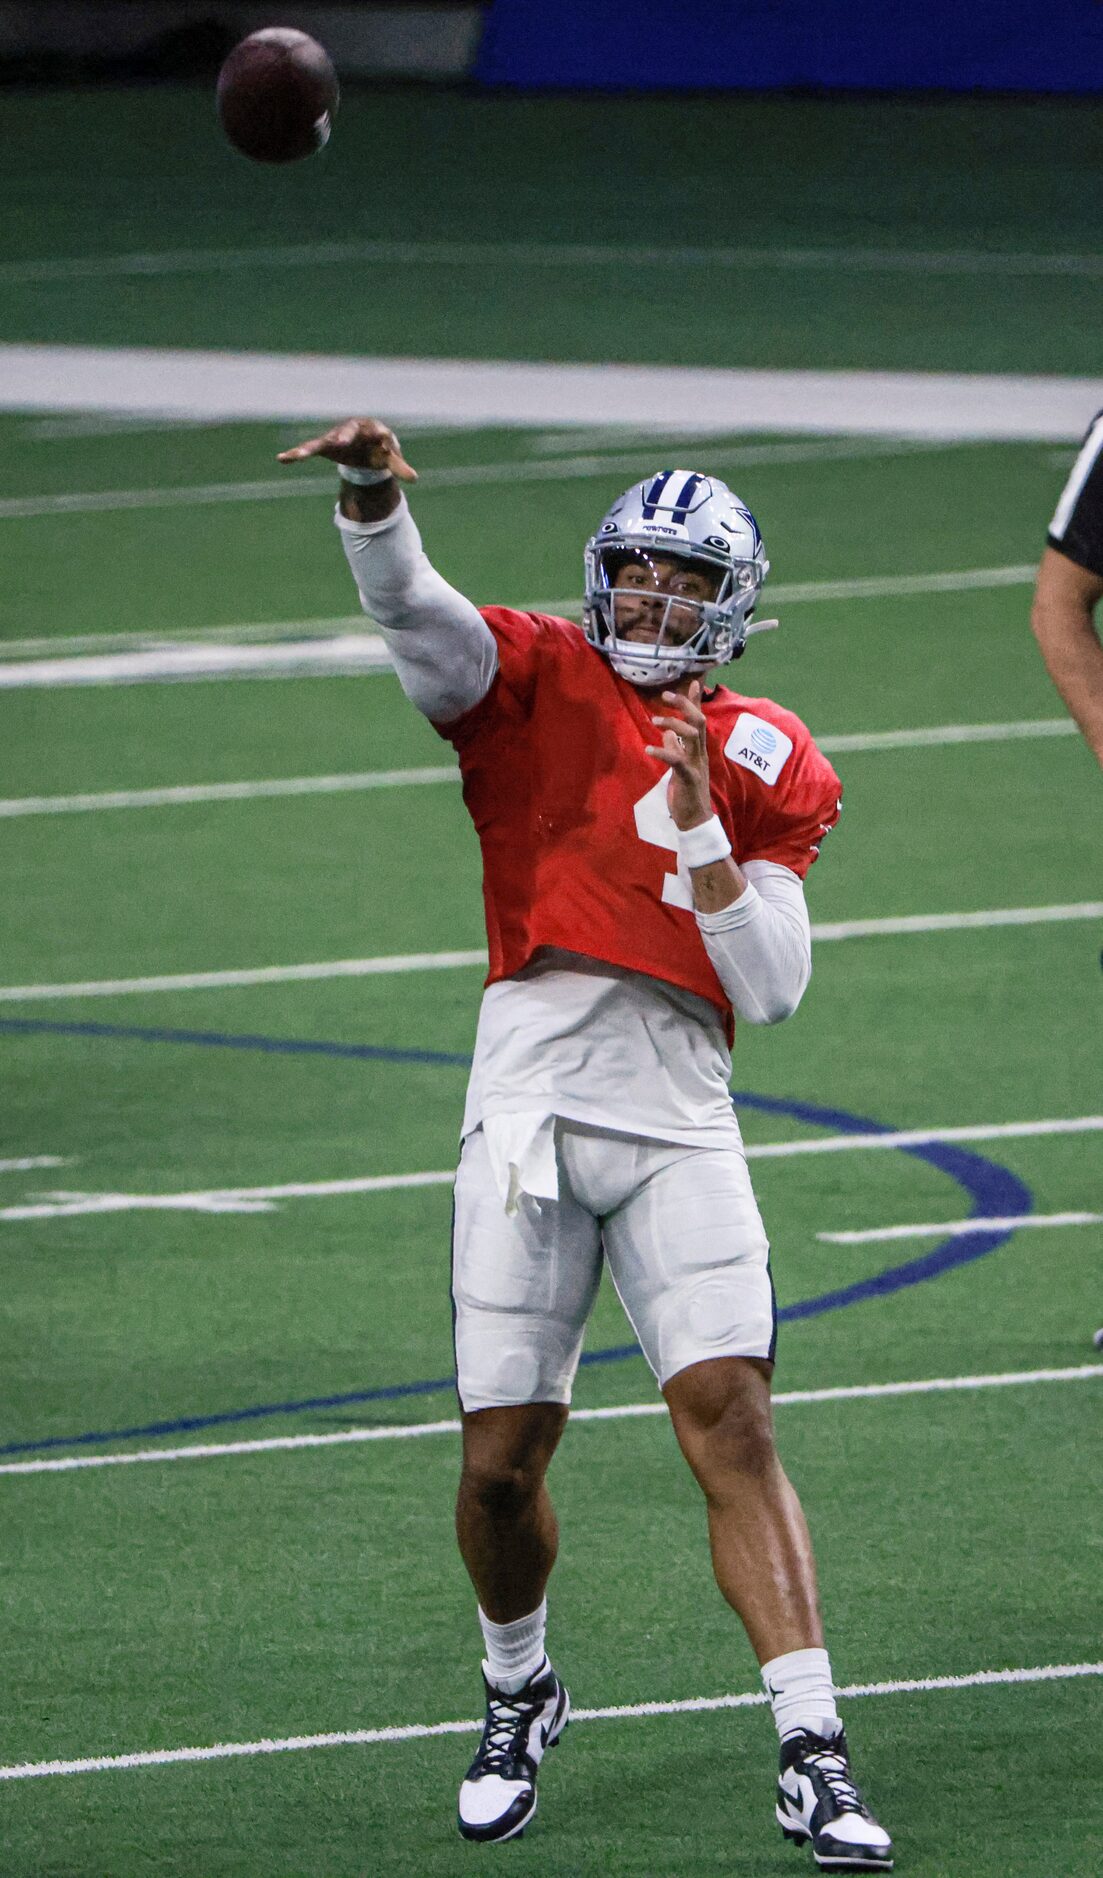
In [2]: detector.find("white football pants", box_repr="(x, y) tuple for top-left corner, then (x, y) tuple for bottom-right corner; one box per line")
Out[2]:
(451, 1118), (776, 1412)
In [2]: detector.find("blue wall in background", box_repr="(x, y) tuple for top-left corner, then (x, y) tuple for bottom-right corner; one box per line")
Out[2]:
(476, 2), (1103, 93)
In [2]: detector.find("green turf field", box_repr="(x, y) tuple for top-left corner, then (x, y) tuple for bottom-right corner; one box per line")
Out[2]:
(1, 84), (1101, 1877)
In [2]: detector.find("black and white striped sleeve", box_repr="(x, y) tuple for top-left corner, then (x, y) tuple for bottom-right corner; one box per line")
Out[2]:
(1047, 408), (1103, 577)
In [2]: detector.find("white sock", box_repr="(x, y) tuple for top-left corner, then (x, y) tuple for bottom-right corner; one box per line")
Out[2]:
(761, 1647), (842, 1742)
(478, 1599), (548, 1694)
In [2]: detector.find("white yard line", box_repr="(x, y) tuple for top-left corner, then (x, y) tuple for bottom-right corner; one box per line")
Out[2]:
(0, 1156), (69, 1174)
(811, 903), (1103, 941)
(0, 637), (393, 690)
(527, 562), (1040, 620)
(0, 1660), (1098, 1781)
(0, 721), (1079, 817)
(768, 563), (1038, 604)
(0, 438), (949, 527)
(0, 1170), (457, 1222)
(3, 238), (1103, 284)
(820, 1211), (1103, 1245)
(1, 906), (1098, 1006)
(0, 564), (1041, 662)
(0, 565), (1045, 688)
(747, 1115), (1103, 1156)
(2, 1366), (1098, 1478)
(0, 950), (490, 1005)
(0, 616), (369, 659)
(816, 719), (1075, 754)
(2, 348), (1101, 439)
(3, 1117), (1099, 1224)
(0, 768), (462, 817)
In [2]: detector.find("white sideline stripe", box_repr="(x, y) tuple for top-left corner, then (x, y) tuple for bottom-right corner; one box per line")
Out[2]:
(0, 1157), (69, 1173)
(0, 768), (462, 817)
(820, 1211), (1103, 1245)
(0, 1660), (1098, 1781)
(2, 1367), (1098, 1478)
(3, 348), (1102, 440)
(0, 563), (1043, 662)
(1, 906), (1099, 1005)
(0, 438), (948, 527)
(4, 237), (1103, 284)
(2, 1118), (1099, 1224)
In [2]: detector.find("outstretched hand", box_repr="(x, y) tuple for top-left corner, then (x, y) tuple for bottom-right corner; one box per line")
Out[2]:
(277, 417), (418, 481)
(644, 681), (714, 830)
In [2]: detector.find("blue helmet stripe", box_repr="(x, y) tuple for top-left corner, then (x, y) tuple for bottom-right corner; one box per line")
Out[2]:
(640, 469), (674, 519)
(670, 472), (702, 522)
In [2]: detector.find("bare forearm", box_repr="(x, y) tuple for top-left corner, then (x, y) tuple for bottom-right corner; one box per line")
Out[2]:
(1030, 596), (1103, 764)
(687, 853), (748, 913)
(339, 475), (401, 525)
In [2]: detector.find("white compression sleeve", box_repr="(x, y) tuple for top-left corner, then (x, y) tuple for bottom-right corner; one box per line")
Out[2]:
(693, 860), (812, 1025)
(335, 495), (498, 722)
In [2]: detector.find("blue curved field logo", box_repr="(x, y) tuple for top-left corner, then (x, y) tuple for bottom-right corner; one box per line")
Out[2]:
(750, 725), (778, 755)
(0, 1019), (1036, 1456)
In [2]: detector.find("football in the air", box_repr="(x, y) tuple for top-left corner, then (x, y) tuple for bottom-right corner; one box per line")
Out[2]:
(216, 28), (338, 164)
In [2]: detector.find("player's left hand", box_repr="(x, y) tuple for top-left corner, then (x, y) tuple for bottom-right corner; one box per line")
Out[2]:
(645, 681), (713, 829)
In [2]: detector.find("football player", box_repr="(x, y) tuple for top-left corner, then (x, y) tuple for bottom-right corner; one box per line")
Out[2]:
(279, 418), (894, 1871)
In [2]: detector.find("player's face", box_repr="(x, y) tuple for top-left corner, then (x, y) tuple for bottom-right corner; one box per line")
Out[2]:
(613, 553), (722, 644)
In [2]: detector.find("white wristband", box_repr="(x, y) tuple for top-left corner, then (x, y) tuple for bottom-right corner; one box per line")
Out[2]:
(339, 463), (393, 485)
(676, 815), (733, 869)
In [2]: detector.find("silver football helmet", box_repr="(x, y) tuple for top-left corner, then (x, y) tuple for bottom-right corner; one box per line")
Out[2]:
(583, 469), (772, 688)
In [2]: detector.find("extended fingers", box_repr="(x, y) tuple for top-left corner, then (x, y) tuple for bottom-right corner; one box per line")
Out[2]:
(387, 446), (419, 484)
(645, 724), (696, 767)
(276, 419), (417, 480)
(277, 420), (360, 463)
(651, 713), (700, 737)
(276, 434), (330, 462)
(661, 685), (706, 729)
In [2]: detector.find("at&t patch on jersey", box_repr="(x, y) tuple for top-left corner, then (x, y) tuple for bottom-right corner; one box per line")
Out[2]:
(724, 712), (794, 785)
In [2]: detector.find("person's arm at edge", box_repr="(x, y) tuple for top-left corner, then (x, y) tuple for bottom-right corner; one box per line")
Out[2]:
(1030, 546), (1103, 767)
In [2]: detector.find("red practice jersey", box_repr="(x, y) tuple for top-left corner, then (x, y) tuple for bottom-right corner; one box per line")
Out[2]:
(434, 609), (842, 1029)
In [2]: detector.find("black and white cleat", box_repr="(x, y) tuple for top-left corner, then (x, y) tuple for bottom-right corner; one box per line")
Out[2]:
(776, 1726), (893, 1871)
(457, 1655), (570, 1843)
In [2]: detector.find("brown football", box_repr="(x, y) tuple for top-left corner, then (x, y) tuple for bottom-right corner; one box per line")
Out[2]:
(216, 28), (338, 164)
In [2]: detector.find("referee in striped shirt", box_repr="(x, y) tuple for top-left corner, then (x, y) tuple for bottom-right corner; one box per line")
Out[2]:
(1036, 410), (1103, 1351)
(1032, 408), (1103, 766)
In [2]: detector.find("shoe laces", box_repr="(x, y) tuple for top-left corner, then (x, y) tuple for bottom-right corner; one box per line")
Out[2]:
(473, 1691), (540, 1778)
(800, 1740), (868, 1816)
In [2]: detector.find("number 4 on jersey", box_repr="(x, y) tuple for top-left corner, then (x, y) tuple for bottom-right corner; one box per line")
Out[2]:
(633, 776), (695, 911)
